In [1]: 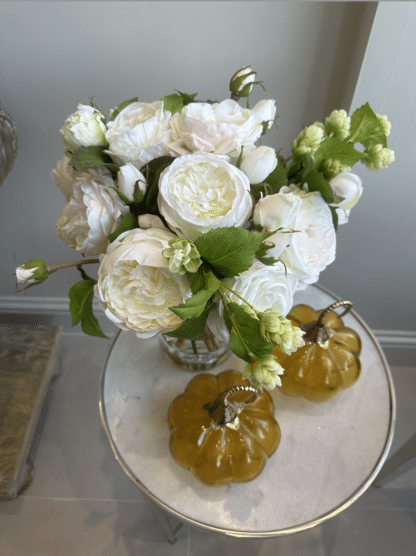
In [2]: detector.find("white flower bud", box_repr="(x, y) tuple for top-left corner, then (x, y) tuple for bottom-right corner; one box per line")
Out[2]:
(60, 107), (107, 156)
(240, 146), (277, 184)
(252, 99), (276, 133)
(329, 173), (363, 210)
(230, 66), (257, 97)
(16, 260), (49, 290)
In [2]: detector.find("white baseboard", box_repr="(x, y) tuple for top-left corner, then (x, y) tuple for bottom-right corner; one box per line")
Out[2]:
(1, 296), (415, 365)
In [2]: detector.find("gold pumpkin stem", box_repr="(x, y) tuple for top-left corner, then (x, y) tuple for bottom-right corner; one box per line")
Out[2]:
(302, 300), (353, 345)
(203, 384), (259, 426)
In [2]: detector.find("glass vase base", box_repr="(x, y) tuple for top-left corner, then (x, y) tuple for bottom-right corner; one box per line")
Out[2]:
(159, 334), (230, 371)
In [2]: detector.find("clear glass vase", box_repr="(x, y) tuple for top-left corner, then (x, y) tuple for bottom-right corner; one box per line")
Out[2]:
(159, 327), (230, 371)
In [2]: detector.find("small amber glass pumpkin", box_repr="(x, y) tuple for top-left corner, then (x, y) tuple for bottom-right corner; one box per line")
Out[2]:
(273, 300), (361, 403)
(168, 369), (281, 486)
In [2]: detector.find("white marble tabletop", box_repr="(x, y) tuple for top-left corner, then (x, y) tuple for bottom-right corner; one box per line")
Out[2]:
(100, 285), (395, 537)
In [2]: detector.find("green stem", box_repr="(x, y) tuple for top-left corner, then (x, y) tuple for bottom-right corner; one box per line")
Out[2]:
(219, 282), (258, 315)
(218, 290), (254, 361)
(46, 259), (100, 274)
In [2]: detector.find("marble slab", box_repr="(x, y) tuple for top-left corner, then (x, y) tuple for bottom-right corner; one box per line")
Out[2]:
(0, 326), (62, 499)
(100, 285), (395, 537)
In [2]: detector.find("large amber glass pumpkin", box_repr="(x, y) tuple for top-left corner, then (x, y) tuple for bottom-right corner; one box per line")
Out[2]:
(168, 369), (281, 485)
(273, 301), (361, 403)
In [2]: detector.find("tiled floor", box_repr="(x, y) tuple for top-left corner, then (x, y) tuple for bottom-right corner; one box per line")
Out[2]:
(0, 332), (415, 556)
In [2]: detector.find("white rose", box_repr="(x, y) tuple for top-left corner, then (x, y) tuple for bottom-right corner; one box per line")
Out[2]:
(253, 191), (302, 258)
(208, 261), (298, 343)
(158, 153), (253, 240)
(59, 175), (130, 256)
(240, 146), (277, 184)
(56, 203), (77, 248)
(117, 163), (147, 202)
(95, 228), (191, 338)
(278, 185), (336, 284)
(168, 99), (263, 158)
(60, 107), (107, 156)
(329, 173), (363, 210)
(105, 101), (172, 168)
(51, 157), (111, 201)
(251, 99), (276, 132)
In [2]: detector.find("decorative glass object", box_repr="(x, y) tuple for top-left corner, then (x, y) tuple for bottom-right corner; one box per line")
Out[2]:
(0, 107), (18, 187)
(168, 369), (281, 485)
(273, 300), (361, 402)
(159, 327), (230, 371)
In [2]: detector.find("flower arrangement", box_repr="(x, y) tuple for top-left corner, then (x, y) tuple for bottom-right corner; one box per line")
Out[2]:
(15, 66), (394, 390)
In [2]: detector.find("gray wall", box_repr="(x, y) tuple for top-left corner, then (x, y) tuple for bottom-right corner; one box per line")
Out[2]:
(2, 2), (413, 337)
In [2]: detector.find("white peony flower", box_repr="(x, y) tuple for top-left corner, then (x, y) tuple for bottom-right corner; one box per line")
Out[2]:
(251, 99), (276, 133)
(59, 174), (130, 256)
(253, 192), (302, 258)
(95, 227), (191, 338)
(60, 106), (107, 156)
(158, 152), (253, 240)
(51, 156), (77, 200)
(278, 185), (336, 284)
(51, 157), (112, 201)
(117, 163), (147, 202)
(105, 101), (172, 169)
(240, 146), (277, 184)
(168, 99), (263, 158)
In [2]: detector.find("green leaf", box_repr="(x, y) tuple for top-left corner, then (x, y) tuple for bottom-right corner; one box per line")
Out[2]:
(107, 212), (137, 244)
(330, 206), (339, 231)
(348, 102), (387, 148)
(286, 154), (314, 185)
(140, 156), (175, 215)
(69, 146), (112, 169)
(76, 266), (95, 281)
(109, 97), (138, 122)
(193, 227), (265, 278)
(164, 307), (210, 339)
(175, 90), (198, 106)
(229, 329), (251, 363)
(170, 287), (218, 320)
(313, 138), (365, 167)
(255, 232), (281, 266)
(304, 170), (336, 204)
(68, 279), (107, 338)
(227, 302), (273, 361)
(250, 162), (288, 201)
(161, 94), (184, 115)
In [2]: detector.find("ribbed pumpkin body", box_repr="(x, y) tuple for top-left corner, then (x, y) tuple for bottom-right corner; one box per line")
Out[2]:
(274, 304), (361, 403)
(168, 369), (281, 485)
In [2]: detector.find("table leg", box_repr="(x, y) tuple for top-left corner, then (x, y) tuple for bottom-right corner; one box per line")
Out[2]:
(144, 497), (185, 544)
(374, 431), (416, 486)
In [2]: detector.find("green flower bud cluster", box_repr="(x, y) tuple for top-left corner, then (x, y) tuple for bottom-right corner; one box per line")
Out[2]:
(162, 238), (202, 275)
(259, 309), (305, 354)
(321, 159), (352, 181)
(15, 259), (49, 291)
(364, 144), (395, 171)
(325, 109), (351, 140)
(376, 114), (391, 137)
(243, 354), (285, 391)
(229, 66), (257, 98)
(292, 122), (326, 157)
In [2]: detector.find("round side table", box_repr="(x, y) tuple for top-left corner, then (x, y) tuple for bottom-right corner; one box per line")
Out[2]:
(99, 285), (395, 540)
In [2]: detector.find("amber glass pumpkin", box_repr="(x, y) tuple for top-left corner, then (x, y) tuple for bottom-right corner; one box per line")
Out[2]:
(168, 369), (281, 485)
(273, 300), (361, 403)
